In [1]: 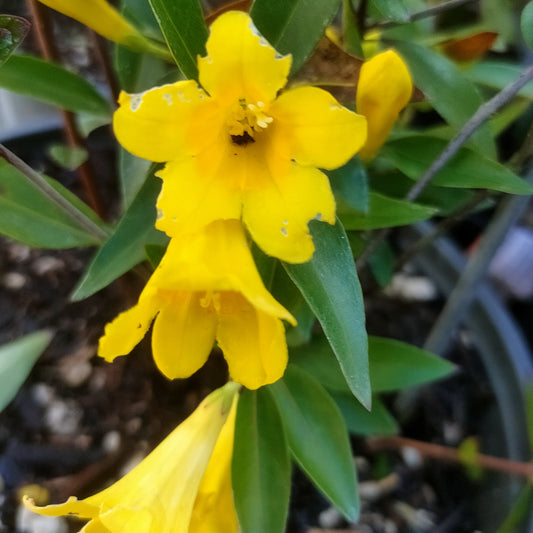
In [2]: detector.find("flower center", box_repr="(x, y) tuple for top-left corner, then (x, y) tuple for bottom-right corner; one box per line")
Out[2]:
(227, 99), (273, 146)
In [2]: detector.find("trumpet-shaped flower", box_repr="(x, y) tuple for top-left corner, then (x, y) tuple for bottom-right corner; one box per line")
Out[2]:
(98, 219), (295, 389)
(356, 50), (413, 160)
(24, 382), (240, 533)
(35, 0), (169, 57)
(114, 10), (367, 263)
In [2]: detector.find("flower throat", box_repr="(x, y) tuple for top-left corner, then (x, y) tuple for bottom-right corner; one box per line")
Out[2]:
(227, 99), (272, 146)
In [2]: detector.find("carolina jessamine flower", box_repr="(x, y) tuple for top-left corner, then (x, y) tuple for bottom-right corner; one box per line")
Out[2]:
(356, 50), (413, 160)
(114, 10), (367, 263)
(98, 219), (295, 390)
(24, 382), (240, 533)
(36, 0), (170, 58)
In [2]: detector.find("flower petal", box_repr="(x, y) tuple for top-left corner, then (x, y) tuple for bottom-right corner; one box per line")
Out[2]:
(99, 506), (152, 532)
(98, 289), (159, 363)
(23, 495), (99, 519)
(243, 164), (336, 263)
(114, 81), (222, 162)
(155, 157), (242, 238)
(217, 293), (288, 389)
(151, 293), (217, 380)
(270, 86), (367, 170)
(356, 50), (412, 160)
(198, 11), (291, 104)
(189, 397), (238, 533)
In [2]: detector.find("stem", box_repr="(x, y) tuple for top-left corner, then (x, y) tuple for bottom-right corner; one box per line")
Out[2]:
(0, 144), (108, 242)
(356, 62), (533, 269)
(367, 436), (533, 479)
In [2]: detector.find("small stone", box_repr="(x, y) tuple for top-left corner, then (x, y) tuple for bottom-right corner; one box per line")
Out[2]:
(102, 431), (121, 453)
(32, 256), (64, 276)
(401, 446), (423, 469)
(385, 274), (438, 301)
(318, 506), (343, 529)
(8, 243), (31, 262)
(32, 384), (55, 407)
(3, 272), (27, 290)
(16, 504), (68, 533)
(58, 345), (95, 387)
(45, 399), (82, 436)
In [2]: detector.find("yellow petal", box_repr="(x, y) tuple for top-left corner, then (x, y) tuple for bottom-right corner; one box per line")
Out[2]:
(155, 157), (242, 237)
(99, 507), (152, 532)
(23, 495), (99, 519)
(97, 289), (159, 363)
(114, 81), (222, 163)
(243, 164), (336, 263)
(356, 50), (412, 160)
(198, 11), (291, 104)
(36, 0), (144, 47)
(189, 397), (238, 533)
(151, 221), (295, 325)
(217, 293), (288, 389)
(270, 86), (367, 169)
(151, 293), (217, 379)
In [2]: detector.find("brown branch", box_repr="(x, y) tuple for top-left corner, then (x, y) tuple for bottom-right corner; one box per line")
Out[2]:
(26, 0), (106, 219)
(367, 436), (533, 479)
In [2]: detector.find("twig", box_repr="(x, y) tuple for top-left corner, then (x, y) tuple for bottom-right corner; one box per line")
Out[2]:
(356, 62), (533, 269)
(91, 31), (120, 104)
(27, 0), (106, 218)
(367, 436), (533, 479)
(0, 143), (108, 242)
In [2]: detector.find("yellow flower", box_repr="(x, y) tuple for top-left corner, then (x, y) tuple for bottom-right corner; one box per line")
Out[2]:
(36, 0), (169, 58)
(98, 219), (295, 389)
(24, 382), (240, 533)
(356, 50), (412, 160)
(114, 10), (367, 263)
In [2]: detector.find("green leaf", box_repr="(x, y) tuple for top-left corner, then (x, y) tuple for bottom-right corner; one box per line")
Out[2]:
(341, 192), (437, 230)
(48, 144), (88, 171)
(119, 148), (153, 209)
(368, 0), (409, 22)
(328, 157), (369, 214)
(71, 172), (168, 301)
(251, 0), (342, 74)
(467, 61), (533, 101)
(332, 392), (399, 435)
(0, 15), (29, 68)
(270, 365), (359, 521)
(0, 159), (100, 248)
(393, 41), (496, 157)
(0, 331), (52, 413)
(495, 484), (533, 533)
(233, 388), (291, 533)
(283, 219), (370, 409)
(522, 2), (533, 51)
(148, 0), (208, 80)
(342, 0), (363, 57)
(383, 136), (533, 195)
(369, 336), (455, 392)
(271, 266), (315, 347)
(0, 55), (111, 116)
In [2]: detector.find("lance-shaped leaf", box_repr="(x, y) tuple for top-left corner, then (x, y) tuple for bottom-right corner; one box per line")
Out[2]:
(283, 219), (371, 409)
(232, 388), (291, 533)
(0, 15), (29, 68)
(251, 0), (341, 73)
(0, 55), (111, 116)
(148, 0), (208, 80)
(270, 365), (359, 521)
(0, 331), (52, 413)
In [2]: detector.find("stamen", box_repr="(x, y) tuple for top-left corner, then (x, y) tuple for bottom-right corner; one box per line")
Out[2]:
(227, 99), (273, 146)
(199, 291), (221, 312)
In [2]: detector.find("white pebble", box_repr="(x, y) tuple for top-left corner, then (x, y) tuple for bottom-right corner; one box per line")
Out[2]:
(385, 273), (438, 301)
(32, 384), (55, 407)
(318, 506), (343, 529)
(16, 505), (68, 533)
(401, 446), (423, 469)
(102, 431), (121, 453)
(3, 272), (27, 290)
(45, 399), (82, 435)
(32, 256), (64, 276)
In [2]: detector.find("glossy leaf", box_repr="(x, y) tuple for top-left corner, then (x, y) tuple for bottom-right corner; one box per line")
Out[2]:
(0, 55), (111, 116)
(119, 148), (154, 209)
(332, 392), (398, 435)
(368, 0), (409, 22)
(327, 157), (369, 215)
(369, 336), (455, 392)
(71, 173), (168, 301)
(0, 159), (101, 248)
(270, 365), (359, 521)
(148, 0), (208, 80)
(251, 0), (341, 73)
(521, 2), (533, 51)
(467, 60), (533, 101)
(383, 136), (533, 195)
(48, 144), (88, 171)
(283, 219), (371, 409)
(393, 41), (495, 157)
(342, 0), (363, 57)
(341, 192), (437, 230)
(233, 388), (291, 533)
(0, 331), (52, 413)
(0, 15), (29, 68)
